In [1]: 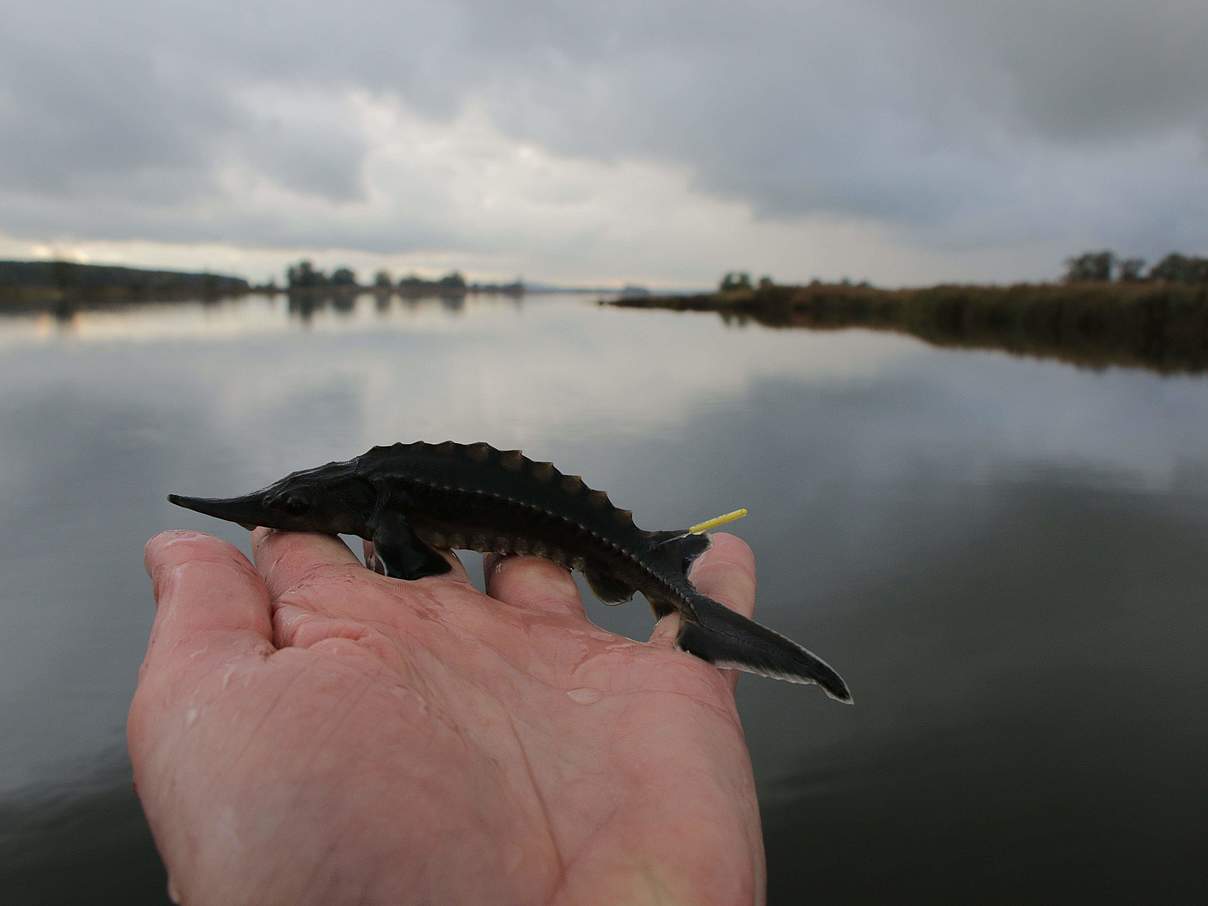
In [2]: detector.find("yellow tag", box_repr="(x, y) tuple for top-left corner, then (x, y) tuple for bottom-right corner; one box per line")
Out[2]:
(688, 507), (749, 535)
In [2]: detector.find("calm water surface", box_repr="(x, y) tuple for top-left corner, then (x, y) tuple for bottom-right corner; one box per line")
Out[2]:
(1, 293), (1205, 903)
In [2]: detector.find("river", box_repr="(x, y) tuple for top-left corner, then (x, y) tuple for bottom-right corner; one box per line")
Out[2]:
(1, 292), (1205, 902)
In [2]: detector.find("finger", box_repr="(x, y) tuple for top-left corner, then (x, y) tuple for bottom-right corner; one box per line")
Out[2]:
(251, 527), (363, 599)
(685, 532), (757, 620)
(141, 531), (275, 677)
(649, 532), (758, 645)
(363, 538), (470, 583)
(484, 554), (586, 618)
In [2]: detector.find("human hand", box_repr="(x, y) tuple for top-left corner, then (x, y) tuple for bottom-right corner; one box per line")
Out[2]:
(129, 529), (765, 905)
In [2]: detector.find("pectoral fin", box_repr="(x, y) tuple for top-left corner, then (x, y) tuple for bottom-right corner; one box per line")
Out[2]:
(371, 511), (452, 580)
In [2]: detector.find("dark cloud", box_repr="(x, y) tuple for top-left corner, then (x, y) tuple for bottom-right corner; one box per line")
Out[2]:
(1, 0), (1205, 266)
(910, 0), (1208, 142)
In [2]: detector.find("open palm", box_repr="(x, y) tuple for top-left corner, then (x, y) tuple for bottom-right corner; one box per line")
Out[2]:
(129, 528), (765, 906)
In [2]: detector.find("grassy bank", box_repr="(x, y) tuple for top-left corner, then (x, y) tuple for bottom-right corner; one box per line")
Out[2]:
(0, 260), (250, 307)
(607, 282), (1208, 373)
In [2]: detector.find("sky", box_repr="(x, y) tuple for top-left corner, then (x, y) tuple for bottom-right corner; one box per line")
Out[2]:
(1, 0), (1205, 288)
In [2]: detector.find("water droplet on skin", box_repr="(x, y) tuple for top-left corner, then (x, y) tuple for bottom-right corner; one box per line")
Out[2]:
(566, 687), (603, 705)
(167, 876), (181, 904)
(185, 706), (198, 727)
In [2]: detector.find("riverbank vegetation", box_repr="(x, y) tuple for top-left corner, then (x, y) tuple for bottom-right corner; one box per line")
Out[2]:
(0, 260), (249, 305)
(286, 260), (524, 296)
(0, 258), (527, 309)
(1062, 250), (1208, 285)
(609, 278), (1208, 373)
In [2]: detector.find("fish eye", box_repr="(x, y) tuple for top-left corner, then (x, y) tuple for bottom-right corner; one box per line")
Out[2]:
(282, 494), (310, 515)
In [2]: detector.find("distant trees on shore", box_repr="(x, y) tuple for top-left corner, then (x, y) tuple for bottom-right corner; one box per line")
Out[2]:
(0, 260), (249, 303)
(1064, 250), (1208, 285)
(717, 251), (1208, 294)
(286, 259), (327, 289)
(285, 260), (522, 295)
(330, 267), (357, 287)
(398, 270), (467, 293)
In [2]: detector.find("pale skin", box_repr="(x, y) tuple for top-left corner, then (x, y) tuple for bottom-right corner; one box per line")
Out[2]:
(129, 528), (765, 906)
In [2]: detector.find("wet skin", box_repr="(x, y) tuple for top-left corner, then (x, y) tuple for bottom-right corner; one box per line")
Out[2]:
(129, 529), (764, 906)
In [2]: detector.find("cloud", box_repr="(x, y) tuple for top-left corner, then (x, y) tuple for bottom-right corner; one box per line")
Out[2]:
(905, 0), (1208, 143)
(1, 0), (1205, 283)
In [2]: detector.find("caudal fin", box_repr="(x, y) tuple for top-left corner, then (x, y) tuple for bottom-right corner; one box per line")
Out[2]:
(677, 594), (853, 703)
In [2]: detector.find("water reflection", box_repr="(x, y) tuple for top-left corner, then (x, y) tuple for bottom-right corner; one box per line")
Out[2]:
(621, 293), (1208, 375)
(0, 290), (533, 345)
(282, 288), (517, 322)
(0, 753), (164, 905)
(0, 294), (1205, 902)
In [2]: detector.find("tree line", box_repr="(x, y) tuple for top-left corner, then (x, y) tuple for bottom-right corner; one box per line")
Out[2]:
(719, 252), (1208, 292)
(0, 259), (249, 302)
(286, 260), (523, 295)
(1064, 251), (1208, 285)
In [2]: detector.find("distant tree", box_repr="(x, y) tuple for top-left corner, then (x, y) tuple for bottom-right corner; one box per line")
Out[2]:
(1148, 252), (1208, 285)
(398, 273), (424, 290)
(719, 271), (752, 292)
(51, 258), (75, 293)
(1063, 250), (1116, 283)
(287, 259), (326, 289)
(331, 267), (357, 287)
(373, 269), (393, 289)
(1117, 258), (1146, 283)
(758, 275), (775, 289)
(437, 271), (467, 291)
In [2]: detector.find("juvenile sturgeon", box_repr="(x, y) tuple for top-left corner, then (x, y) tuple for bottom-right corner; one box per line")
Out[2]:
(168, 441), (851, 702)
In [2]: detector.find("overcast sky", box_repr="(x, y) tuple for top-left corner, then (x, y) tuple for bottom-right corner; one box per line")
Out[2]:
(2, 0), (1205, 287)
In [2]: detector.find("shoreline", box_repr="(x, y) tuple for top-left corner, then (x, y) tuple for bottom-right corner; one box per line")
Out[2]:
(605, 282), (1208, 374)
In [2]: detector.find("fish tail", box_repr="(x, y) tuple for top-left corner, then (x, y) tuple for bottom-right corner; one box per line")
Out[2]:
(677, 593), (853, 703)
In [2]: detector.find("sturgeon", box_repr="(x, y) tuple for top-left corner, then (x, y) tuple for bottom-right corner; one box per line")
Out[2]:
(168, 441), (851, 702)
